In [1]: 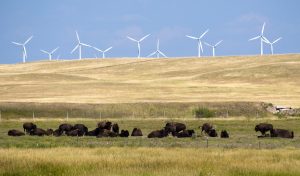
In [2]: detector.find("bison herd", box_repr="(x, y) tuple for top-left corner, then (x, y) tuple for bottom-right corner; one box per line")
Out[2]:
(7, 121), (294, 139)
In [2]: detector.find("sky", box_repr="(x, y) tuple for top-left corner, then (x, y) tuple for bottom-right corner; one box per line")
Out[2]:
(0, 0), (300, 64)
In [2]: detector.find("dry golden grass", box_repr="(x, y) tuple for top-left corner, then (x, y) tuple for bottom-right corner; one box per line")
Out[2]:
(0, 54), (300, 107)
(0, 147), (299, 176)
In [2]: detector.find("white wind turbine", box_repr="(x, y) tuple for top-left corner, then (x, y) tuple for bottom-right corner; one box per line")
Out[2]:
(71, 31), (91, 60)
(264, 37), (282, 55)
(40, 47), (59, 61)
(12, 36), (33, 63)
(93, 46), (113, 58)
(127, 34), (151, 58)
(204, 40), (223, 57)
(148, 39), (167, 58)
(186, 29), (209, 57)
(249, 22), (269, 56)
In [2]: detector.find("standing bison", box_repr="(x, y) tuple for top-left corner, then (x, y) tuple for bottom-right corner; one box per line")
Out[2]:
(255, 123), (273, 136)
(271, 129), (294, 138)
(23, 122), (37, 134)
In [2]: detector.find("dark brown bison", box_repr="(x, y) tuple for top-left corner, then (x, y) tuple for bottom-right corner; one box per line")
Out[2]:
(66, 129), (80, 136)
(97, 121), (112, 130)
(165, 122), (186, 136)
(23, 122), (37, 134)
(86, 128), (100, 136)
(200, 123), (213, 134)
(271, 129), (294, 138)
(30, 128), (47, 136)
(148, 129), (169, 138)
(53, 129), (63, 137)
(97, 129), (118, 138)
(207, 129), (218, 137)
(220, 130), (229, 138)
(59, 123), (74, 133)
(73, 124), (88, 135)
(255, 123), (273, 136)
(176, 130), (195, 138)
(8, 129), (25, 136)
(112, 123), (119, 134)
(120, 130), (129, 137)
(46, 129), (54, 136)
(131, 128), (143, 136)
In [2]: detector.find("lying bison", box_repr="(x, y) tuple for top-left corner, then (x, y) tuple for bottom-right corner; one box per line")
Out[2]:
(23, 122), (37, 134)
(59, 123), (74, 133)
(46, 129), (54, 136)
(8, 129), (25, 136)
(97, 129), (118, 138)
(176, 130), (195, 138)
(86, 128), (100, 136)
(30, 128), (47, 136)
(98, 121), (112, 130)
(207, 129), (218, 137)
(255, 123), (273, 136)
(148, 129), (169, 138)
(73, 124), (88, 135)
(131, 128), (143, 136)
(53, 129), (63, 137)
(165, 122), (186, 136)
(112, 123), (119, 134)
(271, 129), (294, 138)
(220, 130), (229, 138)
(120, 130), (129, 137)
(200, 123), (213, 134)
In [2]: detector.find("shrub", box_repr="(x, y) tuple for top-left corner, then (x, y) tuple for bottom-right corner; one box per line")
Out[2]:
(194, 107), (215, 118)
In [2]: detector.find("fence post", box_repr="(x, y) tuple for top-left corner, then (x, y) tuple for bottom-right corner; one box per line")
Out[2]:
(258, 141), (261, 149)
(206, 137), (209, 148)
(0, 110), (2, 121)
(226, 109), (229, 118)
(66, 111), (69, 121)
(99, 112), (102, 121)
(163, 110), (166, 118)
(33, 111), (35, 121)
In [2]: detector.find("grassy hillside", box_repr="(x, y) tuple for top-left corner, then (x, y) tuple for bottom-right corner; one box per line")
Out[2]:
(0, 54), (300, 107)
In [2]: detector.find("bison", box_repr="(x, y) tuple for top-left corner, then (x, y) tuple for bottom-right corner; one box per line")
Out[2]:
(220, 130), (229, 138)
(148, 129), (169, 138)
(30, 128), (47, 136)
(86, 128), (100, 136)
(165, 122), (186, 136)
(23, 122), (37, 134)
(46, 129), (54, 136)
(271, 129), (294, 138)
(59, 123), (74, 133)
(53, 129), (63, 137)
(8, 129), (25, 136)
(255, 123), (273, 136)
(207, 128), (218, 137)
(131, 128), (143, 136)
(112, 123), (119, 134)
(119, 130), (129, 137)
(176, 130), (195, 138)
(73, 124), (88, 135)
(97, 129), (118, 138)
(97, 121), (112, 130)
(200, 123), (213, 134)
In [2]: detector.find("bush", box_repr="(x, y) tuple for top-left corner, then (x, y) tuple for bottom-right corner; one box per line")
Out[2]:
(194, 107), (215, 118)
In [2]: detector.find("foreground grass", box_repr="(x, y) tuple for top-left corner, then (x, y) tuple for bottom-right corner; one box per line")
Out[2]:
(0, 147), (299, 176)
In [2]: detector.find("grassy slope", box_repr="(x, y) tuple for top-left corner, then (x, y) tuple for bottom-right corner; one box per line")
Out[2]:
(0, 54), (300, 107)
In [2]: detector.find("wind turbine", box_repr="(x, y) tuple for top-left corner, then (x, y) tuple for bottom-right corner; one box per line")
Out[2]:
(93, 46), (113, 58)
(71, 31), (91, 60)
(40, 47), (59, 61)
(148, 39), (167, 58)
(12, 36), (33, 63)
(204, 40), (223, 57)
(127, 34), (151, 58)
(264, 37), (282, 55)
(249, 22), (269, 56)
(186, 29), (209, 57)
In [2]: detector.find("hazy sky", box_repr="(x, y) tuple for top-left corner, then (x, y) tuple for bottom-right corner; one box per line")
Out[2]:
(0, 0), (299, 64)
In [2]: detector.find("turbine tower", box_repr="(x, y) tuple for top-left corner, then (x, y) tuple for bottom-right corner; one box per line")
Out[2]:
(186, 29), (209, 57)
(127, 34), (151, 58)
(148, 39), (167, 58)
(12, 36), (33, 63)
(264, 37), (282, 55)
(71, 31), (91, 60)
(40, 47), (59, 61)
(93, 46), (113, 58)
(249, 22), (269, 56)
(204, 40), (223, 57)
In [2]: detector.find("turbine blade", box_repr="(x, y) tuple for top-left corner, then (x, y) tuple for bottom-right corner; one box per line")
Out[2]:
(139, 34), (150, 42)
(71, 45), (79, 53)
(261, 22), (266, 34)
(127, 36), (138, 42)
(51, 47), (59, 54)
(81, 43), (91, 47)
(200, 29), (209, 39)
(24, 36), (33, 45)
(12, 42), (22, 46)
(204, 42), (213, 47)
(148, 51), (157, 57)
(93, 47), (102, 52)
(200, 42), (204, 53)
(157, 40), (160, 50)
(273, 37), (282, 44)
(76, 31), (80, 42)
(249, 36), (260, 41)
(158, 50), (167, 58)
(262, 36), (270, 44)
(215, 40), (223, 47)
(186, 35), (198, 40)
(40, 50), (49, 54)
(104, 47), (112, 52)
